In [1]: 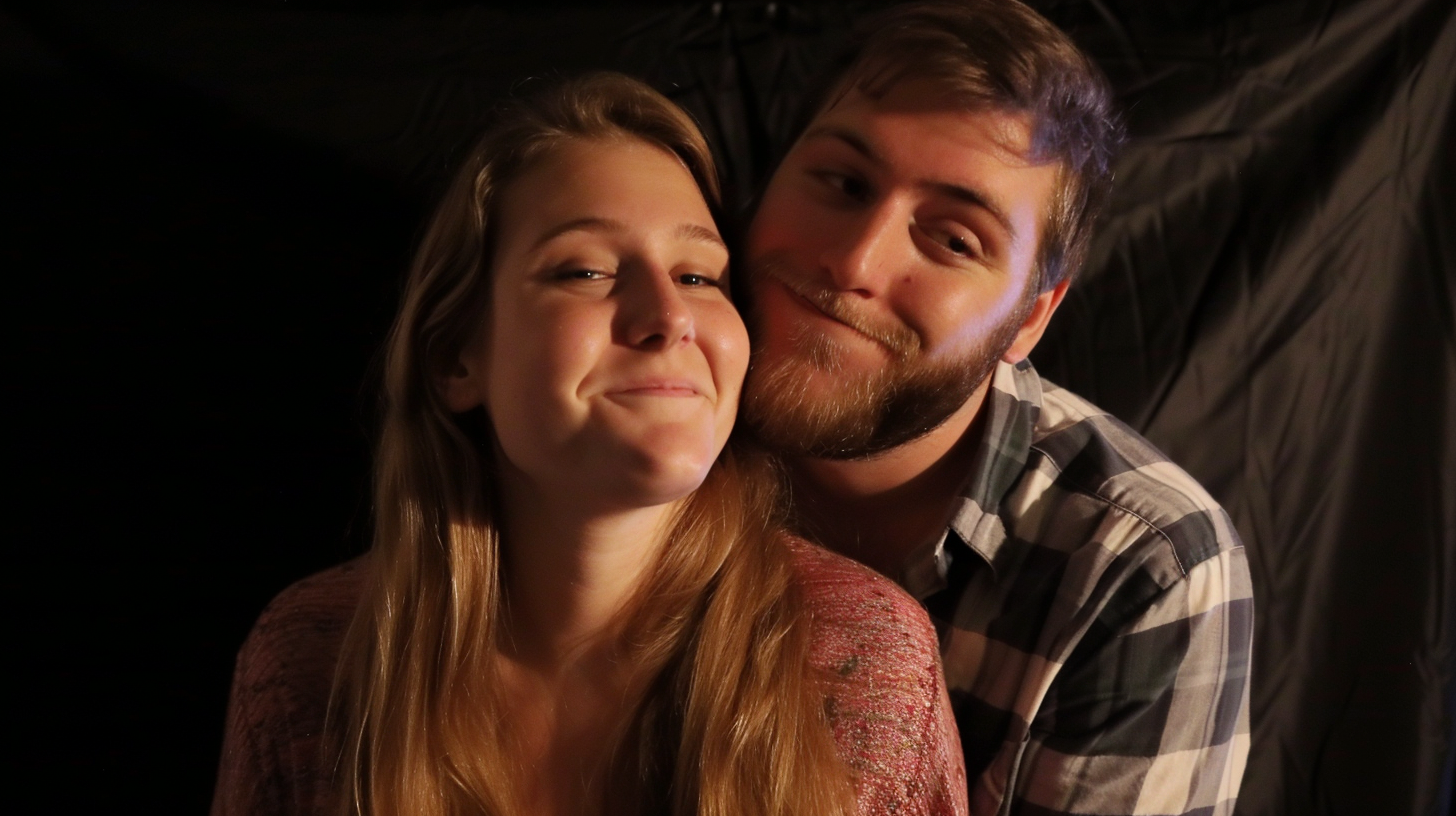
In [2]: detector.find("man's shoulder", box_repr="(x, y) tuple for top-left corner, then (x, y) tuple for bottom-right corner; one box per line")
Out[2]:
(944, 369), (1253, 816)
(1015, 377), (1243, 582)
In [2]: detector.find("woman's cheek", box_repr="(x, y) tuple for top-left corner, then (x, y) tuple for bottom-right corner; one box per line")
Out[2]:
(706, 305), (752, 403)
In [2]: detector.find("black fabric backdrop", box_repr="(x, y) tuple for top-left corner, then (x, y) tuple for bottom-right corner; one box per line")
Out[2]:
(6, 1), (1452, 814)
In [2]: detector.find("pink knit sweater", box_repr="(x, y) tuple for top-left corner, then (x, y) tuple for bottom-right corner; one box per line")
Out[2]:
(211, 540), (967, 815)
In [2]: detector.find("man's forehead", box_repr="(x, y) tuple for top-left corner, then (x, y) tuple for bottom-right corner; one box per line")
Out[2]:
(805, 79), (1047, 170)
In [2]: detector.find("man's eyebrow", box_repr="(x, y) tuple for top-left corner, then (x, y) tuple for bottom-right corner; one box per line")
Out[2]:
(801, 124), (1020, 243)
(926, 182), (1019, 244)
(532, 217), (726, 250)
(802, 125), (885, 167)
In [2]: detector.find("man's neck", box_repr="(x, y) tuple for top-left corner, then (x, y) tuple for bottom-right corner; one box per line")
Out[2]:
(787, 379), (991, 578)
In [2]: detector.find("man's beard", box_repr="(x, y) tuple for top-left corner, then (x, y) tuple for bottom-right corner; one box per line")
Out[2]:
(740, 254), (1034, 461)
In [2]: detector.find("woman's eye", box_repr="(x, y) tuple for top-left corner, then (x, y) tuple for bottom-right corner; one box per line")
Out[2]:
(678, 272), (722, 288)
(555, 268), (609, 281)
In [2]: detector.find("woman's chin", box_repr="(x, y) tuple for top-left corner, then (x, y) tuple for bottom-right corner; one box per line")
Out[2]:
(502, 425), (729, 512)
(602, 452), (718, 509)
(563, 425), (725, 507)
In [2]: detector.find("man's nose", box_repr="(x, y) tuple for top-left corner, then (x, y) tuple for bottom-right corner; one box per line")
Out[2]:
(618, 268), (694, 349)
(820, 202), (904, 296)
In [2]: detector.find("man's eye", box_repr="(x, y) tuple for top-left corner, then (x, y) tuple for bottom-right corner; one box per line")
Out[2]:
(815, 170), (871, 202)
(924, 226), (983, 260)
(837, 175), (870, 200)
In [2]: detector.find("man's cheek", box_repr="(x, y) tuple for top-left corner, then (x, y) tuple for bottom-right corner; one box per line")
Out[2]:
(745, 278), (793, 344)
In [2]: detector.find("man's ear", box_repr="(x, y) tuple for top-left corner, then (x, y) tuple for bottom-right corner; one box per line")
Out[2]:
(439, 353), (485, 413)
(1002, 277), (1071, 364)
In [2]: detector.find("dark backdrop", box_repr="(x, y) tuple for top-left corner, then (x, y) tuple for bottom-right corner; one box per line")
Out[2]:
(7, 1), (1452, 814)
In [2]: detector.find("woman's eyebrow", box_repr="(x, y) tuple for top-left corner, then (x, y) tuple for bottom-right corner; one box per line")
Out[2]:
(675, 222), (727, 250)
(531, 216), (623, 249)
(531, 217), (725, 250)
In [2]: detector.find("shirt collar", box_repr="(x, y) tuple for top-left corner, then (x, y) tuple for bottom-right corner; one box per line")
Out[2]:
(900, 360), (1042, 592)
(899, 527), (953, 601)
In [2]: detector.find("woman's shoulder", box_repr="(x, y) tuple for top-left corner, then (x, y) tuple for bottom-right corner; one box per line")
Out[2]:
(784, 536), (941, 662)
(250, 559), (366, 635)
(784, 537), (968, 816)
(212, 559), (366, 816)
(237, 559), (366, 680)
(226, 558), (366, 731)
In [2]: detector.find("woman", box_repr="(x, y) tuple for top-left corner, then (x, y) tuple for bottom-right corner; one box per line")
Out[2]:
(211, 73), (965, 816)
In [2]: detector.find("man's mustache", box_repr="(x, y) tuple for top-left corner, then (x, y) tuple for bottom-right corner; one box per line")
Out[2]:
(750, 254), (921, 360)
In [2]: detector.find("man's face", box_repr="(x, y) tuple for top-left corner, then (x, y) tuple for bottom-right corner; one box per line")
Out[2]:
(740, 78), (1062, 459)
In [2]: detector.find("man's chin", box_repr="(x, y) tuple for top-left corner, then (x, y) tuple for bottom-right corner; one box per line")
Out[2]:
(741, 350), (984, 461)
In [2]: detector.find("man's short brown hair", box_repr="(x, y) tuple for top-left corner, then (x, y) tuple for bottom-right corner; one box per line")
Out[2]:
(809, 0), (1123, 291)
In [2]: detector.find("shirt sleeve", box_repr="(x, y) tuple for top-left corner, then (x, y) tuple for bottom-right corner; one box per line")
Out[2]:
(210, 628), (296, 816)
(840, 581), (970, 816)
(209, 564), (360, 816)
(1002, 545), (1254, 816)
(793, 536), (971, 816)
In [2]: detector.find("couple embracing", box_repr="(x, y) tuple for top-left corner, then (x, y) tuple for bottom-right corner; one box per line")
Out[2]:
(213, 2), (1252, 815)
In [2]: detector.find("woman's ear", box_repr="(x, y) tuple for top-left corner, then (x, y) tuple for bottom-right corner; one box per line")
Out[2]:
(439, 353), (485, 413)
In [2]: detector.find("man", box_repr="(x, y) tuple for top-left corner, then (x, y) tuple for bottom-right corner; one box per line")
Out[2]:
(739, 2), (1254, 814)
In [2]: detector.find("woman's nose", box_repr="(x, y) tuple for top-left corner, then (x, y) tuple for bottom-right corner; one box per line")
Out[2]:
(618, 270), (695, 349)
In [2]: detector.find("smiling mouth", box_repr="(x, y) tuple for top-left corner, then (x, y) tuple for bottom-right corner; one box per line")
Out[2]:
(783, 283), (855, 331)
(607, 381), (703, 397)
(774, 278), (917, 359)
(613, 388), (699, 397)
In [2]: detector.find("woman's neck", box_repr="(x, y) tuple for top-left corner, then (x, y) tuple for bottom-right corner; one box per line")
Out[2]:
(496, 472), (681, 675)
(491, 473), (681, 815)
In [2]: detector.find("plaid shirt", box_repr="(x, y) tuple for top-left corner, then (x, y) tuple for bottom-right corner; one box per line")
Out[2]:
(900, 360), (1253, 816)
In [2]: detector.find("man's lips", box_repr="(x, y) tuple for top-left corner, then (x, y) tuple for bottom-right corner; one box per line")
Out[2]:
(776, 278), (858, 331)
(760, 269), (922, 360)
(773, 277), (897, 351)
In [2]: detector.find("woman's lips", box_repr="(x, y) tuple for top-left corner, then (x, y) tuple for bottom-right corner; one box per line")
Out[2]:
(607, 380), (702, 397)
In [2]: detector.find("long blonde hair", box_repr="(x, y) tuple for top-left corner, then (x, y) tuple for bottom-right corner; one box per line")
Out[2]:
(330, 72), (856, 816)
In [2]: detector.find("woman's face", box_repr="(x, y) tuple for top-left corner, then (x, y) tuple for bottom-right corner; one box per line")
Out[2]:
(446, 137), (748, 511)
